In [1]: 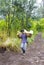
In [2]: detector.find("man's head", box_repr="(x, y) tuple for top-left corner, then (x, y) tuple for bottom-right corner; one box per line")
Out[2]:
(20, 29), (24, 33)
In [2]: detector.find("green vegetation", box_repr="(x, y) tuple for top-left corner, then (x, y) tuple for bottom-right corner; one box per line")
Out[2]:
(0, 18), (44, 52)
(0, 0), (44, 52)
(42, 32), (44, 38)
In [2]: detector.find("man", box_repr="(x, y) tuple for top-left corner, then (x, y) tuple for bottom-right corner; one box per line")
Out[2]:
(17, 29), (27, 54)
(20, 29), (28, 54)
(17, 29), (33, 54)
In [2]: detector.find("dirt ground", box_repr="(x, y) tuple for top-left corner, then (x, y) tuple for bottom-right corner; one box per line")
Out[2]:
(0, 32), (44, 65)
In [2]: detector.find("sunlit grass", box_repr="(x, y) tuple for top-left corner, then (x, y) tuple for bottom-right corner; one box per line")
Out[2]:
(0, 30), (37, 52)
(2, 38), (21, 52)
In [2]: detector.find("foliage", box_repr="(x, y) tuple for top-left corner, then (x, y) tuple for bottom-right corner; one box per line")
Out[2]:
(0, 0), (44, 52)
(0, 20), (6, 31)
(40, 18), (44, 31)
(0, 18), (44, 52)
(36, 18), (44, 32)
(42, 32), (44, 38)
(0, 18), (44, 37)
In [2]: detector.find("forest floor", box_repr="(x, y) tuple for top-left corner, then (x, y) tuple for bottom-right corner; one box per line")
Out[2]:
(0, 32), (44, 65)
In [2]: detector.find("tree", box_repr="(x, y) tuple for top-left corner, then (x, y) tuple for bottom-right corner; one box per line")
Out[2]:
(42, 0), (44, 17)
(0, 0), (38, 36)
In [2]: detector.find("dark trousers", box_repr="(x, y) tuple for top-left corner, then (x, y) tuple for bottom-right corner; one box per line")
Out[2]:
(22, 48), (25, 53)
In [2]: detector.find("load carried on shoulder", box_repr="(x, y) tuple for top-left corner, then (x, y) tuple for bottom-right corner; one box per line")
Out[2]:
(17, 29), (33, 38)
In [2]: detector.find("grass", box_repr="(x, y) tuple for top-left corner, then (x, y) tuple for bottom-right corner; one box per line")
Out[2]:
(0, 36), (34, 52)
(0, 31), (37, 52)
(42, 32), (44, 38)
(2, 38), (21, 52)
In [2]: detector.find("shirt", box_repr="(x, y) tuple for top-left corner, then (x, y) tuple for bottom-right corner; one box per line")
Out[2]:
(21, 33), (27, 43)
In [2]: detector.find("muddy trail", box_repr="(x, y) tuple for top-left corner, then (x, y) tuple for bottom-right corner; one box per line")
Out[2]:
(0, 32), (44, 65)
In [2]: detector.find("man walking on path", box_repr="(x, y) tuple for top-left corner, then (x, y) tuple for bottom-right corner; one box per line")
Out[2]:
(17, 29), (33, 54)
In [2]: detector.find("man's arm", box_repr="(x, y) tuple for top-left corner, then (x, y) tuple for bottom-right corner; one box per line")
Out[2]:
(26, 33), (32, 37)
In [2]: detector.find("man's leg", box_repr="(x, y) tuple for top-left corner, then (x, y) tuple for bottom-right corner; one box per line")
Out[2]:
(21, 43), (25, 53)
(22, 43), (27, 53)
(21, 43), (27, 54)
(21, 48), (25, 53)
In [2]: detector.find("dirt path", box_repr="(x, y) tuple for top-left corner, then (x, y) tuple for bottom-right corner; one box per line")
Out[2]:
(0, 32), (44, 65)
